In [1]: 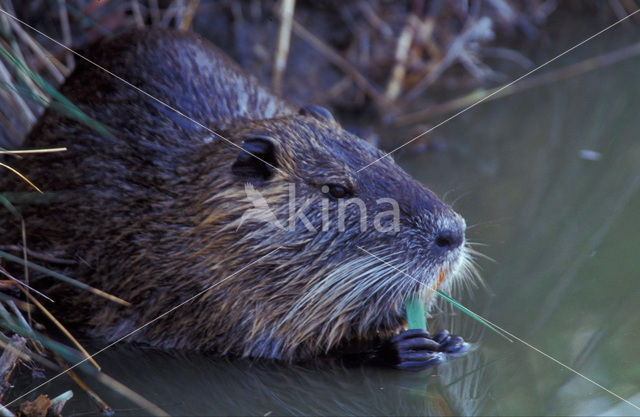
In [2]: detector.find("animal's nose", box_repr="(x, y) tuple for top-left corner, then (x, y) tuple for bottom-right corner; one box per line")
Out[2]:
(434, 220), (465, 251)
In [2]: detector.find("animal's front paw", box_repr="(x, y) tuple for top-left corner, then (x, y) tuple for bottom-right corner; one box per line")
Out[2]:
(431, 329), (469, 355)
(379, 329), (470, 371)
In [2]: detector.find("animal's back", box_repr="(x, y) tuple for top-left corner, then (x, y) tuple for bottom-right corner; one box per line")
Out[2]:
(32, 28), (291, 146)
(1, 28), (293, 320)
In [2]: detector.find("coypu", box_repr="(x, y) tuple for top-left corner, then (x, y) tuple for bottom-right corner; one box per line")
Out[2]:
(0, 28), (474, 370)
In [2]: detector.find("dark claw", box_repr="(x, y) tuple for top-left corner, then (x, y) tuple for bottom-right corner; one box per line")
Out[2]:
(390, 328), (431, 343)
(377, 328), (470, 371)
(397, 335), (440, 352)
(441, 335), (467, 354)
(433, 329), (450, 344)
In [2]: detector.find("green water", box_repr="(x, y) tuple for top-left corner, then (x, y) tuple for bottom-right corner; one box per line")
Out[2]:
(399, 22), (640, 415)
(408, 97), (640, 409)
(11, 20), (640, 417)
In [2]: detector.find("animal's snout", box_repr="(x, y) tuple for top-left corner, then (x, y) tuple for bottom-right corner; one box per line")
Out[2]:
(433, 215), (465, 252)
(435, 228), (464, 250)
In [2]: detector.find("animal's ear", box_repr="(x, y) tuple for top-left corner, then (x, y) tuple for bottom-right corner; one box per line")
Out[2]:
(299, 105), (335, 123)
(231, 135), (278, 181)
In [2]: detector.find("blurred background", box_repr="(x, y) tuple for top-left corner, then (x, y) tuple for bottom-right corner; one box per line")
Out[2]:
(1, 1), (639, 416)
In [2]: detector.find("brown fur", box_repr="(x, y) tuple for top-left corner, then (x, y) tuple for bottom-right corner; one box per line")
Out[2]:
(0, 29), (469, 361)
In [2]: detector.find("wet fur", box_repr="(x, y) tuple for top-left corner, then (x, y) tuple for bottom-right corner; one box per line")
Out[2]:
(0, 29), (471, 361)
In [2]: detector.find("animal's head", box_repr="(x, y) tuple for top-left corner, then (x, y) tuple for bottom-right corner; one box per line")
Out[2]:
(187, 106), (475, 359)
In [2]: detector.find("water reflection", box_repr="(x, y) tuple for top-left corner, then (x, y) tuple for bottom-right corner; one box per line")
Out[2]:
(29, 344), (487, 416)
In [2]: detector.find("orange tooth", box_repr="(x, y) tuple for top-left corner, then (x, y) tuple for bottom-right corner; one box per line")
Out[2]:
(436, 269), (446, 289)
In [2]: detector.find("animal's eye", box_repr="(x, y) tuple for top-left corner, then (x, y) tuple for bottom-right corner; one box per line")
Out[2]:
(322, 184), (350, 199)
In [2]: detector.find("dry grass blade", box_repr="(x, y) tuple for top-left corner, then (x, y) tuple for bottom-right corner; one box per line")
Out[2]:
(0, 247), (73, 266)
(273, 0), (295, 94)
(52, 354), (112, 414)
(131, 0), (145, 28)
(18, 204), (31, 327)
(0, 293), (31, 314)
(384, 15), (416, 102)
(0, 266), (52, 302)
(290, 18), (385, 105)
(179, 0), (200, 30)
(0, 56), (35, 126)
(5, 16), (68, 82)
(95, 372), (170, 417)
(0, 147), (67, 154)
(0, 250), (131, 307)
(0, 191), (35, 325)
(0, 41), (113, 139)
(5, 302), (29, 336)
(57, 0), (74, 68)
(0, 16), (44, 107)
(0, 163), (41, 193)
(23, 291), (101, 371)
(0, 246), (74, 265)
